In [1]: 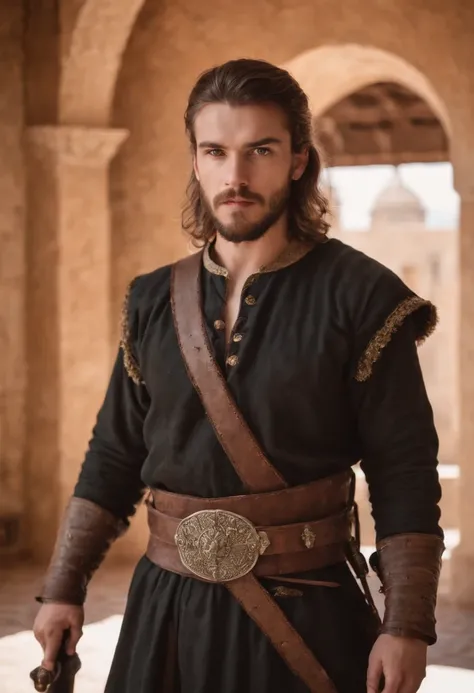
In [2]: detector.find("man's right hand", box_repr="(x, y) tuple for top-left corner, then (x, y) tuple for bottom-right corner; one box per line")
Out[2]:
(33, 603), (84, 671)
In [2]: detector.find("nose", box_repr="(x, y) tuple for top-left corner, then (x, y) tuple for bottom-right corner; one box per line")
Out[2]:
(224, 153), (249, 189)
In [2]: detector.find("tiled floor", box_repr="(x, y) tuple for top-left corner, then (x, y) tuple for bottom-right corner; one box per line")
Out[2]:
(1, 563), (474, 692)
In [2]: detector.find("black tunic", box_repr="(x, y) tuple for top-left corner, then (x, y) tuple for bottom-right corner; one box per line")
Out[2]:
(74, 238), (442, 693)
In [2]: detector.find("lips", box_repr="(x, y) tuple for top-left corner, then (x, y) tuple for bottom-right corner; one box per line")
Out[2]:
(223, 199), (254, 206)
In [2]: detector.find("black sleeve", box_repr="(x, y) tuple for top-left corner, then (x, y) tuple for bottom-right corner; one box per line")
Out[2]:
(351, 318), (443, 543)
(74, 281), (150, 523)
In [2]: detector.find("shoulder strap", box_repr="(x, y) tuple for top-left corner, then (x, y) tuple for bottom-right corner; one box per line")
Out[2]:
(171, 251), (287, 494)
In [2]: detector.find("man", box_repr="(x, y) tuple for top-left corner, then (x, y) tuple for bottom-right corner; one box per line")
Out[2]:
(33, 59), (444, 693)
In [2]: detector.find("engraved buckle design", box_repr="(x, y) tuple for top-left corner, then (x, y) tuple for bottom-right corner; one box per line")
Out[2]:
(175, 509), (270, 582)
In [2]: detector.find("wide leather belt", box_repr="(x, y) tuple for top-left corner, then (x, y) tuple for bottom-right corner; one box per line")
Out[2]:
(146, 502), (351, 582)
(150, 471), (352, 525)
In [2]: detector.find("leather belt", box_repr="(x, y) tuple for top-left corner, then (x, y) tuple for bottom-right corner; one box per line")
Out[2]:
(146, 501), (351, 582)
(146, 534), (347, 580)
(150, 470), (352, 526)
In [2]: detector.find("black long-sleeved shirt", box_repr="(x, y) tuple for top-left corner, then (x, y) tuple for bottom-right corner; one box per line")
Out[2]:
(74, 237), (442, 542)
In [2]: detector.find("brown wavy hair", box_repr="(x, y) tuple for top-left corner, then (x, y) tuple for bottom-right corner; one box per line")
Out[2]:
(182, 58), (329, 247)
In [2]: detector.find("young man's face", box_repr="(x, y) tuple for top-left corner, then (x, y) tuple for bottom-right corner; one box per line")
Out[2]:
(193, 103), (307, 243)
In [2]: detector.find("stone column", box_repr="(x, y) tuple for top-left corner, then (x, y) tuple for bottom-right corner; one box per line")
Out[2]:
(0, 0), (26, 557)
(450, 192), (474, 606)
(26, 126), (128, 561)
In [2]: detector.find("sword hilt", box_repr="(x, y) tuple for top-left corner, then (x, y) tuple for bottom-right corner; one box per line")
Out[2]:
(29, 664), (58, 691)
(30, 634), (81, 692)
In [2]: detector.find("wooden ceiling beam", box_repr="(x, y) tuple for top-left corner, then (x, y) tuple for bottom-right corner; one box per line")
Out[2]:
(322, 150), (449, 167)
(314, 81), (448, 167)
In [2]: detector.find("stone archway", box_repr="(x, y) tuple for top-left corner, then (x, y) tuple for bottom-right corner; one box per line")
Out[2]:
(60, 0), (146, 126)
(283, 44), (451, 135)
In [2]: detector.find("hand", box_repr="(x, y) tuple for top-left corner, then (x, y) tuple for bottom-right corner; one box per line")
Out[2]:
(367, 633), (427, 693)
(33, 603), (84, 671)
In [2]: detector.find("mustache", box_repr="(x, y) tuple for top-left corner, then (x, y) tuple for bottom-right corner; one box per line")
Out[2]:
(214, 187), (264, 206)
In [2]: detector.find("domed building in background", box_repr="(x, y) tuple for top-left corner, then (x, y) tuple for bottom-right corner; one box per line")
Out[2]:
(371, 168), (426, 226)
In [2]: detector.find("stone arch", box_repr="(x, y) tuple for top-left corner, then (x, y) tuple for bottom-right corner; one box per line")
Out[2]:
(60, 0), (146, 126)
(283, 44), (451, 137)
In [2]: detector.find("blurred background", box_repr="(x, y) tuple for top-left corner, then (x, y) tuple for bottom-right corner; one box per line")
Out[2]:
(0, 1), (473, 690)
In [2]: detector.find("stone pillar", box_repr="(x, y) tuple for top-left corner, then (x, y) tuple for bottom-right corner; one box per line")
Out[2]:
(0, 0), (26, 557)
(25, 126), (128, 561)
(450, 193), (474, 606)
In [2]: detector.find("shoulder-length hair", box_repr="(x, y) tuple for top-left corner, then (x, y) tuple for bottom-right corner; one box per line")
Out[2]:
(182, 59), (329, 247)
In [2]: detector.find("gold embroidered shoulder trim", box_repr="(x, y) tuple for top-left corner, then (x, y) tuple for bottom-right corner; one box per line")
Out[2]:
(355, 296), (438, 383)
(120, 280), (143, 385)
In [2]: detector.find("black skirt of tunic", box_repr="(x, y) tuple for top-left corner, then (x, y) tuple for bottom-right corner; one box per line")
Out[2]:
(104, 558), (379, 693)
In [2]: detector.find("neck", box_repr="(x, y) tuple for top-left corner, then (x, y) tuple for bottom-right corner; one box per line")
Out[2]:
(213, 217), (291, 282)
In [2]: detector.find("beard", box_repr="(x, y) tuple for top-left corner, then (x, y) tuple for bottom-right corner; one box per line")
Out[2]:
(202, 181), (291, 244)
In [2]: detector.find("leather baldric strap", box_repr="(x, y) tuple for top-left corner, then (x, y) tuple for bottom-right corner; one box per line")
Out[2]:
(171, 251), (287, 494)
(170, 251), (340, 693)
(229, 573), (337, 692)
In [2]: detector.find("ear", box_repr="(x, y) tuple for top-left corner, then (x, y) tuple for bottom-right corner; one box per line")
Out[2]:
(193, 155), (200, 182)
(291, 148), (309, 181)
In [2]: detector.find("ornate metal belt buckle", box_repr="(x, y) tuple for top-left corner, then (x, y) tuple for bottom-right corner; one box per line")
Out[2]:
(175, 509), (270, 582)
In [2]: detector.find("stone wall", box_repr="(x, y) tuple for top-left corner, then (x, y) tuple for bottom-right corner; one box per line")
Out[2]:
(23, 0), (63, 560)
(0, 1), (26, 554)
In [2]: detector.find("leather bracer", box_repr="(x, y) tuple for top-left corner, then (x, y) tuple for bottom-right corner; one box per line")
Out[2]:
(372, 533), (444, 645)
(37, 497), (126, 606)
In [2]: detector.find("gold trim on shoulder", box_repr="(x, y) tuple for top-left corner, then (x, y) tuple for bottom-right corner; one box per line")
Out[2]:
(203, 240), (315, 280)
(120, 280), (143, 386)
(355, 296), (438, 383)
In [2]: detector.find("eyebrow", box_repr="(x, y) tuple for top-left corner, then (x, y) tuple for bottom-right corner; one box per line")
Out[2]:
(198, 137), (283, 149)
